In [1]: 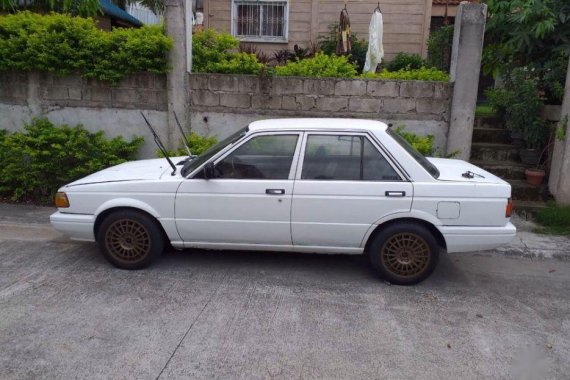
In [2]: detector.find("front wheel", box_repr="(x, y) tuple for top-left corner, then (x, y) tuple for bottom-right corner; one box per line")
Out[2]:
(368, 222), (440, 285)
(97, 210), (165, 269)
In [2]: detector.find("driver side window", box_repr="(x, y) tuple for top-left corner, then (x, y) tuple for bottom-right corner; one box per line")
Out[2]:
(214, 134), (299, 179)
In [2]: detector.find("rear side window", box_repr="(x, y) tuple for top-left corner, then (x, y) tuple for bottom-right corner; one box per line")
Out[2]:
(301, 135), (401, 181)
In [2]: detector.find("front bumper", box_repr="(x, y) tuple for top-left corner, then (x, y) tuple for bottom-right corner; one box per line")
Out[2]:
(440, 222), (516, 253)
(50, 211), (96, 242)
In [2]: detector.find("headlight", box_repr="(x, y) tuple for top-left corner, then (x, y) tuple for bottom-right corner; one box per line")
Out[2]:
(55, 192), (70, 208)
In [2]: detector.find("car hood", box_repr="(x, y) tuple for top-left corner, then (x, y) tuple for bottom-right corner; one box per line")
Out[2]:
(427, 158), (508, 185)
(65, 158), (182, 187)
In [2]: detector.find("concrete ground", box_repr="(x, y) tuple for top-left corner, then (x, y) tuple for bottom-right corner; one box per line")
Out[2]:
(1, 204), (569, 379)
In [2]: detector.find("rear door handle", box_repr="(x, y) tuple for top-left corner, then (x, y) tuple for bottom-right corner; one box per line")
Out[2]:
(385, 191), (406, 197)
(266, 189), (285, 195)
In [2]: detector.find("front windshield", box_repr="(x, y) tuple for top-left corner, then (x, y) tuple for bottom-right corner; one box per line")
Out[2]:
(181, 127), (249, 177)
(387, 129), (440, 179)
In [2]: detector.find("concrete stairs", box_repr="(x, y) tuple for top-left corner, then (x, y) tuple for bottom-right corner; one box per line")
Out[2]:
(469, 116), (549, 212)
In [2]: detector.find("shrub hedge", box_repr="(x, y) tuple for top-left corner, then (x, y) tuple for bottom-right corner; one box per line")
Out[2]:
(385, 52), (428, 72)
(275, 52), (357, 78)
(159, 132), (219, 157)
(0, 118), (144, 203)
(192, 29), (262, 74)
(363, 67), (450, 82)
(0, 12), (172, 83)
(394, 127), (435, 156)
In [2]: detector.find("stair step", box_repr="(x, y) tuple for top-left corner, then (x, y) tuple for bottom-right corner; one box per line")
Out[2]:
(475, 116), (503, 129)
(512, 200), (548, 217)
(470, 160), (526, 180)
(472, 128), (510, 144)
(471, 143), (519, 162)
(508, 180), (547, 202)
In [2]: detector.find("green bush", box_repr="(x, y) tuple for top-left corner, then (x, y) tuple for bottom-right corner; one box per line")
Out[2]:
(394, 126), (435, 156)
(486, 67), (547, 148)
(275, 52), (357, 78)
(318, 24), (368, 73)
(363, 67), (449, 82)
(427, 26), (454, 72)
(192, 29), (262, 74)
(386, 52), (428, 72)
(0, 118), (144, 203)
(207, 52), (263, 74)
(159, 132), (218, 157)
(0, 12), (172, 83)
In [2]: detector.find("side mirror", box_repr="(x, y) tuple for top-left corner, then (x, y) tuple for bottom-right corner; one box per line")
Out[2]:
(203, 162), (215, 179)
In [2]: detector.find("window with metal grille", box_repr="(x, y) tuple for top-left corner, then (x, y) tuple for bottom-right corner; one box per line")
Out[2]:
(232, 0), (288, 41)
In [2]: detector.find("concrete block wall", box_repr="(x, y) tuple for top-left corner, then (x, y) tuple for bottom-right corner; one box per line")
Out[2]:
(189, 73), (452, 152)
(0, 72), (168, 158)
(0, 71), (453, 157)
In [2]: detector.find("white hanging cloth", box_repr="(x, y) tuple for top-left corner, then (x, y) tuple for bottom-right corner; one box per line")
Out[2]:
(363, 10), (384, 73)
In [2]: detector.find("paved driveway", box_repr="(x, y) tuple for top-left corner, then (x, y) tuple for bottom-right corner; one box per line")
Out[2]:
(0, 206), (569, 379)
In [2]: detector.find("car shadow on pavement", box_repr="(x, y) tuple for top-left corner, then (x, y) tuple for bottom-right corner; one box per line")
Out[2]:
(151, 247), (468, 287)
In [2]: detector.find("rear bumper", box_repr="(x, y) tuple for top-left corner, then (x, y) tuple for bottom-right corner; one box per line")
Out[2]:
(50, 211), (95, 242)
(440, 222), (516, 253)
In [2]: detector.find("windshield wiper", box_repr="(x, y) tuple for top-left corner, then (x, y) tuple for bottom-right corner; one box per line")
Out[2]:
(173, 111), (192, 157)
(140, 112), (177, 176)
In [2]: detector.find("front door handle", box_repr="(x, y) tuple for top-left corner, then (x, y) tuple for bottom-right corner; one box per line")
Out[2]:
(266, 189), (285, 195)
(385, 191), (406, 197)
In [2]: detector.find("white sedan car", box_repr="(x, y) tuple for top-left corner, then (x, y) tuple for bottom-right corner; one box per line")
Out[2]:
(51, 118), (515, 285)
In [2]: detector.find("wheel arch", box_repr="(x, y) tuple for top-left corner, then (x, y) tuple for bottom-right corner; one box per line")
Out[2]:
(363, 216), (447, 253)
(93, 205), (166, 242)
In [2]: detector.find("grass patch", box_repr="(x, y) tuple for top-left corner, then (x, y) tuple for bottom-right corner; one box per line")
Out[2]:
(533, 202), (570, 235)
(475, 104), (498, 118)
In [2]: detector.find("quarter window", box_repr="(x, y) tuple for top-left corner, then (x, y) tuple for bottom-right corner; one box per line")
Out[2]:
(232, 0), (288, 41)
(301, 135), (401, 181)
(214, 134), (298, 179)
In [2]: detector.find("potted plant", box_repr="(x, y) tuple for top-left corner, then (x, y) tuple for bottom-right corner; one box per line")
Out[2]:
(520, 119), (548, 166)
(525, 165), (546, 187)
(523, 119), (566, 186)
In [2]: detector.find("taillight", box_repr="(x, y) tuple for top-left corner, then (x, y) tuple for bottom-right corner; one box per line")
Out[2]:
(505, 198), (513, 218)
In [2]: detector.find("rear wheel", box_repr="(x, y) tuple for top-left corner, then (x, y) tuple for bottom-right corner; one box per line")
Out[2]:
(97, 210), (164, 269)
(368, 222), (439, 285)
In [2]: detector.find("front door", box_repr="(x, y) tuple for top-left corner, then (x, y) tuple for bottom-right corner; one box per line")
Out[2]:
(175, 132), (301, 248)
(291, 133), (413, 250)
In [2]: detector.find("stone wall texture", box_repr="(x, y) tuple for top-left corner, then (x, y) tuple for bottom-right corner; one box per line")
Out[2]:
(0, 72), (168, 158)
(0, 71), (167, 111)
(190, 74), (452, 122)
(0, 71), (452, 157)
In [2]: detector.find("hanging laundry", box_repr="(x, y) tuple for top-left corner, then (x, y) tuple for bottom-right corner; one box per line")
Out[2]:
(336, 6), (351, 55)
(363, 9), (384, 73)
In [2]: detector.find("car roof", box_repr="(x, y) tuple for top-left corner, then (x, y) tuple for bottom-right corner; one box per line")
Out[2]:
(247, 118), (389, 133)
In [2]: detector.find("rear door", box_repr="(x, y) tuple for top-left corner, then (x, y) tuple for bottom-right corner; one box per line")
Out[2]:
(291, 133), (413, 249)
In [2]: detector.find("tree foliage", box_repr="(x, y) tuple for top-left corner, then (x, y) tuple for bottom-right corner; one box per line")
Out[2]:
(0, 0), (164, 16)
(0, 0), (100, 16)
(484, 0), (570, 77)
(427, 25), (453, 72)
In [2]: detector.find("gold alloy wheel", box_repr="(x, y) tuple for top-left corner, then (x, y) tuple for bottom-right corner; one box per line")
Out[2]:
(380, 232), (431, 278)
(104, 219), (151, 262)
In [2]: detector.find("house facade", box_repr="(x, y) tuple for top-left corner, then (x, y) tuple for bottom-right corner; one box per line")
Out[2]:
(197, 0), (433, 60)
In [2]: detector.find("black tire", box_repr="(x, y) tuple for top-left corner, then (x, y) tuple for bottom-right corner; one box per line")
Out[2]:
(96, 210), (165, 270)
(368, 222), (440, 285)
